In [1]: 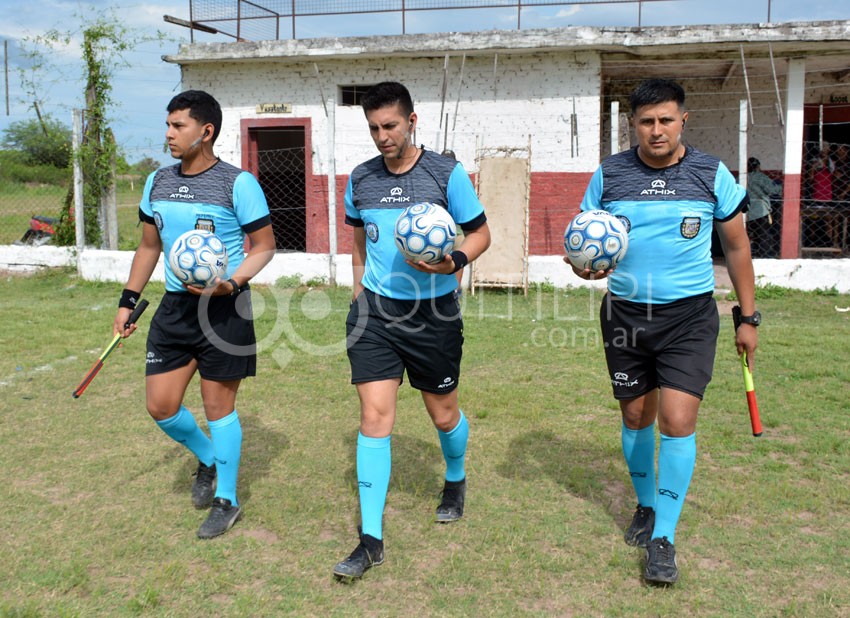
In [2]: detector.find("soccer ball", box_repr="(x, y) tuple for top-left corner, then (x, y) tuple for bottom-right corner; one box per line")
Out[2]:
(564, 210), (629, 272)
(168, 230), (228, 286)
(394, 203), (457, 264)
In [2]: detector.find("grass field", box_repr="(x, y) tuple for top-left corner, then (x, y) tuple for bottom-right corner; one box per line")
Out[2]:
(1, 269), (849, 617)
(0, 182), (143, 249)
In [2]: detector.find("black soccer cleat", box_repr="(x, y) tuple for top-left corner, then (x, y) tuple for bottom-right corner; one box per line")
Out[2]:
(333, 529), (385, 581)
(197, 497), (242, 539)
(436, 478), (466, 523)
(624, 505), (655, 548)
(191, 461), (217, 509)
(644, 536), (679, 585)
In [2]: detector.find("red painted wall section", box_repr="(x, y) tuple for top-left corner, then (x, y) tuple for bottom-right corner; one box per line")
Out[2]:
(335, 176), (352, 253)
(780, 173), (802, 259)
(307, 171), (594, 256)
(528, 172), (594, 255)
(305, 175), (351, 254)
(305, 175), (328, 253)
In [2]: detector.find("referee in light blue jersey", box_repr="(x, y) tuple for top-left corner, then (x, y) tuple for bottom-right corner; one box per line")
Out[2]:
(568, 79), (759, 585)
(333, 82), (491, 581)
(112, 90), (275, 540)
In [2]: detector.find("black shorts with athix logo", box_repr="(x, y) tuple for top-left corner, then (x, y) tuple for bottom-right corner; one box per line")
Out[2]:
(146, 291), (257, 381)
(346, 288), (463, 394)
(600, 291), (719, 400)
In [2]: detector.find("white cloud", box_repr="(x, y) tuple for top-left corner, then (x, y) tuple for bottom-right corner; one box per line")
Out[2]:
(556, 7), (582, 18)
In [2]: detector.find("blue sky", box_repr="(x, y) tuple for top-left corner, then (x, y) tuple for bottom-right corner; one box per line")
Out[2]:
(1, 0), (849, 165)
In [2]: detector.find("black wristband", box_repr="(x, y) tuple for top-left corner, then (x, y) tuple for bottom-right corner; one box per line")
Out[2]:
(227, 278), (241, 296)
(450, 250), (469, 274)
(119, 288), (140, 310)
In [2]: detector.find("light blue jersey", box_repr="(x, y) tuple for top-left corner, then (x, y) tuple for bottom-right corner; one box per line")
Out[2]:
(580, 146), (748, 304)
(139, 161), (271, 292)
(345, 150), (486, 300)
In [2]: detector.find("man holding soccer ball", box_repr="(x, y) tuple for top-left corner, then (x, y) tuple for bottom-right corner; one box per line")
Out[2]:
(333, 82), (491, 580)
(112, 90), (275, 538)
(568, 79), (758, 584)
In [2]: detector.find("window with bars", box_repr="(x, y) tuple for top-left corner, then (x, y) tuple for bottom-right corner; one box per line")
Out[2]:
(339, 85), (376, 106)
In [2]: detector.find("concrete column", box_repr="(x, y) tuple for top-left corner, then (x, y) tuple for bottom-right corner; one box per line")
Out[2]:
(780, 58), (806, 259)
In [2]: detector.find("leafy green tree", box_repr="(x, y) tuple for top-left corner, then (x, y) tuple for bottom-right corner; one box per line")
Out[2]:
(2, 116), (72, 168)
(131, 156), (161, 176)
(19, 10), (167, 246)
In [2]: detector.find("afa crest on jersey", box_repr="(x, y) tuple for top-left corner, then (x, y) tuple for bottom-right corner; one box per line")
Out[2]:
(680, 217), (701, 239)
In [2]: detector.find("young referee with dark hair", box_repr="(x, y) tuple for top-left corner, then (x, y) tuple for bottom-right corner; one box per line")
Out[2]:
(112, 90), (275, 539)
(568, 78), (758, 584)
(333, 81), (491, 581)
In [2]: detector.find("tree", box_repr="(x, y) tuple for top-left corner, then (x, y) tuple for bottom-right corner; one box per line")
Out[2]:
(19, 10), (166, 247)
(1, 116), (72, 168)
(131, 156), (161, 176)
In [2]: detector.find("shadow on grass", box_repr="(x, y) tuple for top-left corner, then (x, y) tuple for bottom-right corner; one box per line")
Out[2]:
(496, 429), (631, 526)
(167, 411), (290, 506)
(342, 429), (444, 498)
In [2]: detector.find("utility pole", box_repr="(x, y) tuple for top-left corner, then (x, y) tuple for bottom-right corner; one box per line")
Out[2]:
(4, 40), (9, 115)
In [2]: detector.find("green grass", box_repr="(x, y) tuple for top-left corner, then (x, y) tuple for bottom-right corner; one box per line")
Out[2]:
(0, 182), (143, 247)
(1, 269), (849, 617)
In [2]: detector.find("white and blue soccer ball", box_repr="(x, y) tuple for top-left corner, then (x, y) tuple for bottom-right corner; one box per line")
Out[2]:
(394, 202), (457, 264)
(564, 209), (629, 272)
(168, 229), (228, 287)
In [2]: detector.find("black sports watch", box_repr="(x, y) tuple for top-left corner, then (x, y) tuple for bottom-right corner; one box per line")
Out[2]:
(738, 310), (761, 327)
(227, 278), (242, 297)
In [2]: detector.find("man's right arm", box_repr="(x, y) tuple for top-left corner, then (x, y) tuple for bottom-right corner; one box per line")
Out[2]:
(114, 222), (161, 337)
(351, 227), (367, 301)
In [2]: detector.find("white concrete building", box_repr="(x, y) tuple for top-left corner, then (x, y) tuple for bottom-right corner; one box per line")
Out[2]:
(166, 20), (850, 265)
(10, 20), (850, 292)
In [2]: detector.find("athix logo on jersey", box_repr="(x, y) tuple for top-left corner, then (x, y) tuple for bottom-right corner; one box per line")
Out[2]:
(680, 217), (701, 239)
(146, 351), (163, 365)
(380, 186), (411, 204)
(640, 178), (676, 196)
(612, 371), (639, 387)
(169, 185), (195, 200)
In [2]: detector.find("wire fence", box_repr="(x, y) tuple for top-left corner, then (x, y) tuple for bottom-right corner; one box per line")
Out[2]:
(800, 140), (850, 257)
(255, 147), (309, 252)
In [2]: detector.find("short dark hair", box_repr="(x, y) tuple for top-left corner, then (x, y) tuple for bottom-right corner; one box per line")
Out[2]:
(361, 82), (414, 117)
(747, 157), (761, 173)
(629, 79), (685, 114)
(167, 90), (223, 143)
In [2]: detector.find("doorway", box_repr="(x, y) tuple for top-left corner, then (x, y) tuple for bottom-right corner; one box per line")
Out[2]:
(243, 119), (312, 252)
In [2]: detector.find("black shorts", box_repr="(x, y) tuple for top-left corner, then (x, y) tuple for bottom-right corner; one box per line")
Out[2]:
(346, 288), (463, 394)
(146, 290), (257, 381)
(600, 291), (719, 400)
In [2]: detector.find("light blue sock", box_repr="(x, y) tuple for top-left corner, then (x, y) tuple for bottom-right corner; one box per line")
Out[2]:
(208, 411), (242, 507)
(621, 422), (657, 509)
(155, 405), (214, 467)
(437, 410), (469, 483)
(653, 432), (696, 544)
(357, 433), (391, 541)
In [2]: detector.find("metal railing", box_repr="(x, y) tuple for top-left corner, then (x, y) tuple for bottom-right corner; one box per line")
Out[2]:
(184, 0), (679, 41)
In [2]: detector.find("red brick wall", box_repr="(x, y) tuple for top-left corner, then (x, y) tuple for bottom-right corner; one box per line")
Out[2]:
(529, 172), (594, 255)
(307, 171), (593, 256)
(780, 173), (802, 259)
(306, 175), (350, 254)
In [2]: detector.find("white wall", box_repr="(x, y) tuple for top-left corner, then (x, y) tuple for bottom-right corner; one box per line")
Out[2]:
(182, 50), (602, 176)
(3, 246), (849, 294)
